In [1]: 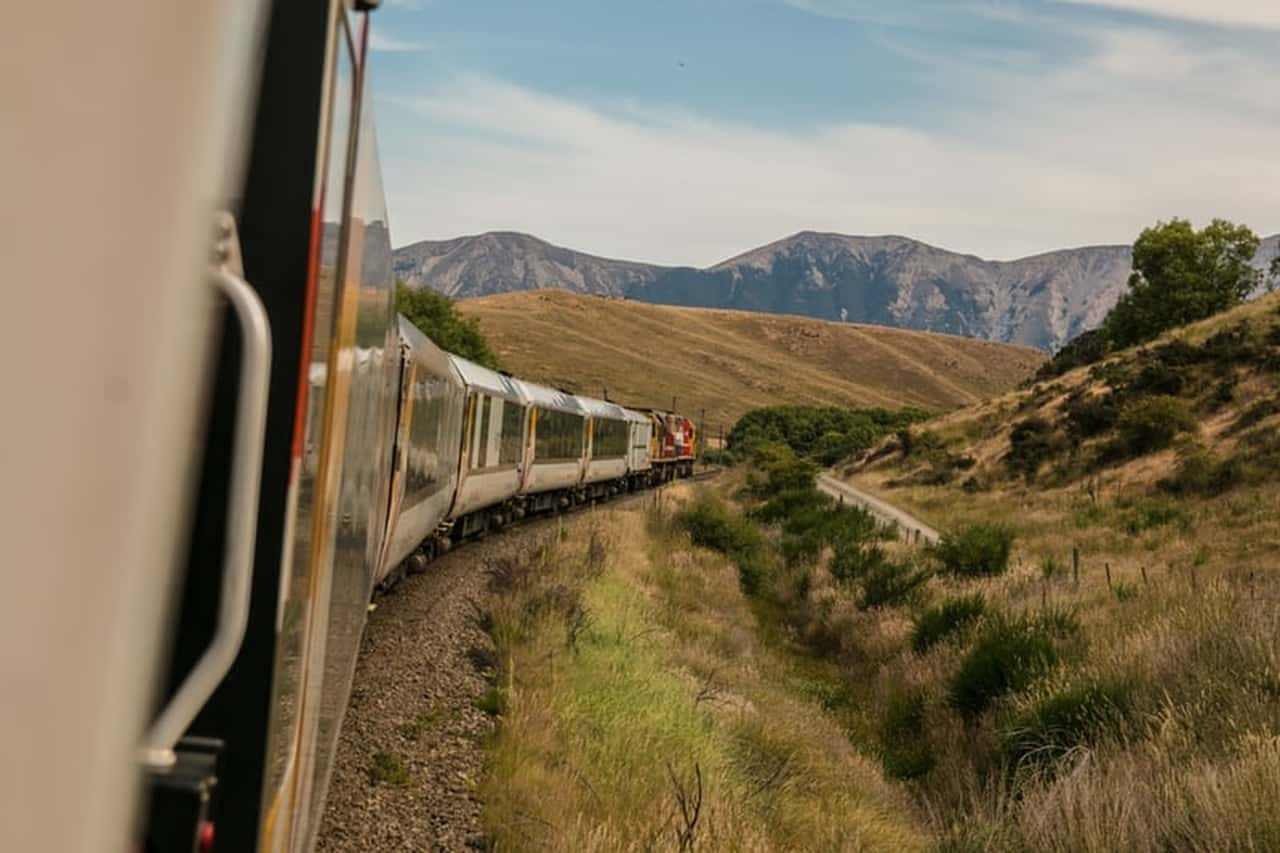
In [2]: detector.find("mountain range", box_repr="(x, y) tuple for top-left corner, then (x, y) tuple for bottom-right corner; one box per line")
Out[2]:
(393, 230), (1280, 352)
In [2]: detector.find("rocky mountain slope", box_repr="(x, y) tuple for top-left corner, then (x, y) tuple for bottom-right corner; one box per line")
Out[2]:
(395, 231), (1279, 352)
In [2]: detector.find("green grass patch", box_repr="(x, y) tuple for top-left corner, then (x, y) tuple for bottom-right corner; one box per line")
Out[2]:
(879, 690), (936, 781)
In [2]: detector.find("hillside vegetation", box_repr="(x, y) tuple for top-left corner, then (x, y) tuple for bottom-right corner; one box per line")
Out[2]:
(813, 290), (1280, 848)
(458, 290), (1044, 432)
(475, 496), (929, 850)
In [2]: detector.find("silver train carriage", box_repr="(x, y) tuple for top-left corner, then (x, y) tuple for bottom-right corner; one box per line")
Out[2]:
(446, 355), (531, 537)
(514, 379), (590, 510)
(576, 396), (634, 498)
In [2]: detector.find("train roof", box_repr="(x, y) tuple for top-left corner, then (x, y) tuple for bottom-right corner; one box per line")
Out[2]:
(396, 314), (458, 380)
(513, 378), (585, 415)
(620, 407), (651, 424)
(447, 353), (526, 403)
(575, 395), (630, 422)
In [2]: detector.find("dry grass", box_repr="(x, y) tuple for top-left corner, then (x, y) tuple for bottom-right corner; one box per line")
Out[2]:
(479, 492), (928, 851)
(822, 293), (1280, 848)
(459, 289), (1045, 431)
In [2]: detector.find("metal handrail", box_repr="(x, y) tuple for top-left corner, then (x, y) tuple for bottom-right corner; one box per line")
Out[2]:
(142, 221), (271, 769)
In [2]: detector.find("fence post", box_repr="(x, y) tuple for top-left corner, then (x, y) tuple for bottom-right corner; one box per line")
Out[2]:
(1105, 562), (1112, 591)
(1072, 546), (1080, 589)
(1140, 565), (1149, 586)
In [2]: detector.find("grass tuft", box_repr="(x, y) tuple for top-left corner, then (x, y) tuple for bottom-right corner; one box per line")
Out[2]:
(911, 594), (988, 654)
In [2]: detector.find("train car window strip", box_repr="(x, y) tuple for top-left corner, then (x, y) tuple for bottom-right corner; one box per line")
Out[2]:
(499, 400), (525, 466)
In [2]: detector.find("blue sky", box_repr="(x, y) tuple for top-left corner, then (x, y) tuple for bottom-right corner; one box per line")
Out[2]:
(368, 0), (1280, 265)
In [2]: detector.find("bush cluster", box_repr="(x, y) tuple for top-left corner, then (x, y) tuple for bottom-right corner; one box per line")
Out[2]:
(911, 594), (987, 654)
(930, 524), (1015, 578)
(727, 405), (929, 466)
(949, 614), (1063, 718)
(1004, 417), (1059, 481)
(999, 678), (1135, 771)
(676, 498), (771, 594)
(1106, 395), (1197, 459)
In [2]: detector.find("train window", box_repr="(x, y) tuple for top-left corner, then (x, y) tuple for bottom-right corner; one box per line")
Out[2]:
(535, 407), (583, 462)
(499, 399), (525, 465)
(592, 417), (628, 459)
(403, 372), (451, 509)
(477, 395), (492, 468)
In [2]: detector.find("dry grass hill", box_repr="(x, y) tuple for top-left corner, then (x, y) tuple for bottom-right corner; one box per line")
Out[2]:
(819, 291), (1280, 847)
(457, 289), (1045, 432)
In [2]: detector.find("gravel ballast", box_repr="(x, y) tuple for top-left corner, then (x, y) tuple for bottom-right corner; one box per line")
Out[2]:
(315, 526), (543, 851)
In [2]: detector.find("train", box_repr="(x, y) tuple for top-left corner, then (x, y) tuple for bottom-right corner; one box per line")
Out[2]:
(379, 320), (697, 589)
(6, 2), (699, 852)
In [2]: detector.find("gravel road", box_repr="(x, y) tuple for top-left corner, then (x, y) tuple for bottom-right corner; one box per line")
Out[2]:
(315, 525), (547, 851)
(817, 473), (940, 544)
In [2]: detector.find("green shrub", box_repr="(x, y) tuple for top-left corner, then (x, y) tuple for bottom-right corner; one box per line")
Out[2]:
(931, 524), (1015, 578)
(750, 487), (831, 524)
(1125, 362), (1188, 397)
(860, 560), (930, 610)
(698, 447), (737, 466)
(1199, 322), (1262, 367)
(879, 690), (936, 780)
(777, 500), (884, 566)
(911, 594), (987, 654)
(369, 751), (411, 786)
(1005, 417), (1059, 481)
(1108, 395), (1197, 458)
(474, 687), (506, 716)
(999, 678), (1135, 770)
(1063, 392), (1120, 440)
(727, 405), (929, 463)
(1033, 328), (1110, 380)
(949, 615), (1059, 718)
(753, 450), (819, 496)
(1209, 377), (1237, 410)
(1158, 447), (1246, 496)
(830, 543), (890, 584)
(898, 428), (944, 458)
(677, 498), (771, 594)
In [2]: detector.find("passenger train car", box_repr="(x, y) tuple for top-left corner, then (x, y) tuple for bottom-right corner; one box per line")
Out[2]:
(378, 319), (695, 591)
(6, 3), (697, 851)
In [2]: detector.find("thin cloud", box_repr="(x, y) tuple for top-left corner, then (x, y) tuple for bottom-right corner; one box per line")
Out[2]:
(369, 29), (431, 53)
(1054, 0), (1280, 29)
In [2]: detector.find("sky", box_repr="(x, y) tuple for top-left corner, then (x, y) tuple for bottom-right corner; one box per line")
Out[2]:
(367, 0), (1280, 266)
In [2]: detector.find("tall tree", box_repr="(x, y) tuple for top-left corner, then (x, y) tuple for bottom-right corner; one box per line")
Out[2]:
(396, 282), (502, 370)
(1104, 218), (1261, 349)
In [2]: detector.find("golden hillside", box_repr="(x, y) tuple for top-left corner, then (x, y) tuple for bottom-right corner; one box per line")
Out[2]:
(458, 290), (1045, 432)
